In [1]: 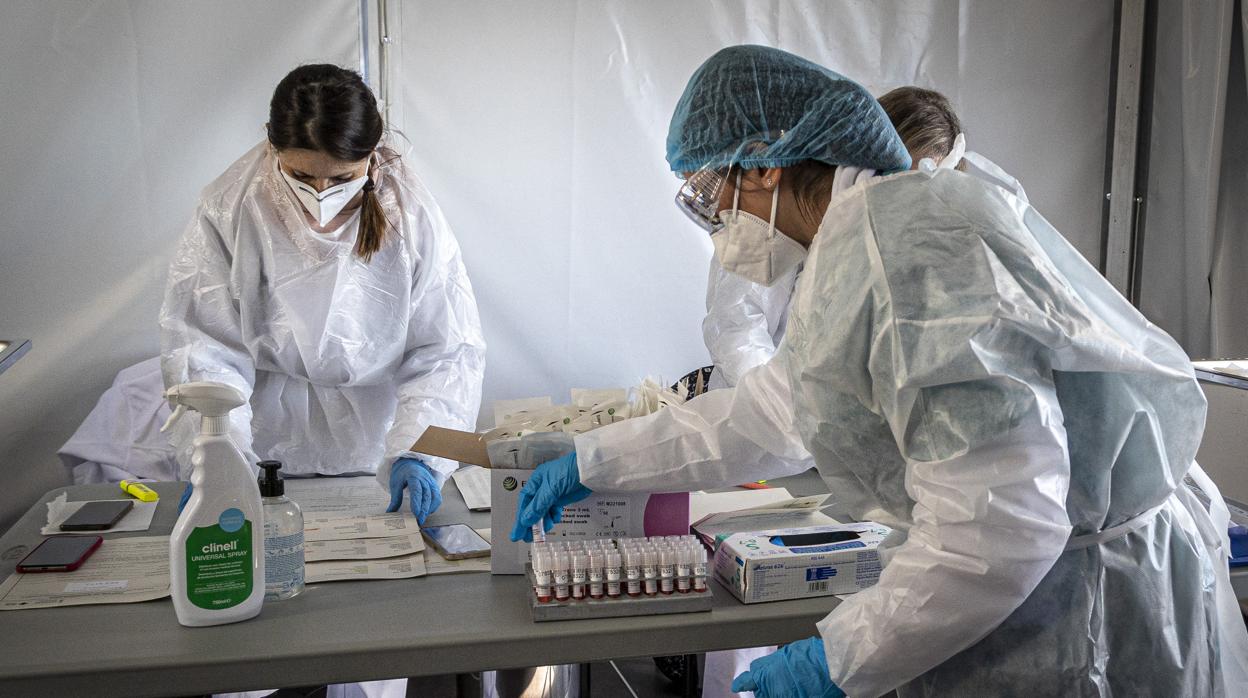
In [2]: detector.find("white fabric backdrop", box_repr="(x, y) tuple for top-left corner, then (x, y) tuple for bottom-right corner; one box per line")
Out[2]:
(1138, 0), (1248, 358)
(0, 0), (361, 527)
(395, 0), (1114, 414)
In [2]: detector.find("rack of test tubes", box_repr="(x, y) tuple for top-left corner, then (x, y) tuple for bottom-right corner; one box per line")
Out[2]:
(526, 536), (714, 622)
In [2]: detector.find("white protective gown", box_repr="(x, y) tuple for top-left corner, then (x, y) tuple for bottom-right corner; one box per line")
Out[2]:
(702, 257), (800, 389)
(702, 151), (1024, 392)
(159, 142), (485, 490)
(579, 168), (1248, 697)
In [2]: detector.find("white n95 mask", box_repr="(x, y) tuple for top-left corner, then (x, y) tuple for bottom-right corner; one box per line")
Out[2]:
(279, 165), (369, 227)
(711, 172), (806, 287)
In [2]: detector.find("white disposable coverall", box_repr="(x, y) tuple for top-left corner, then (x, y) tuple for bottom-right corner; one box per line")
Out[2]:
(159, 142), (485, 490)
(579, 168), (1248, 697)
(702, 152), (1024, 391)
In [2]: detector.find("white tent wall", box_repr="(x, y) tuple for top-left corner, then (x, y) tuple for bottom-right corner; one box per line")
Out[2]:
(1138, 0), (1248, 358)
(0, 1), (361, 528)
(395, 0), (1114, 416)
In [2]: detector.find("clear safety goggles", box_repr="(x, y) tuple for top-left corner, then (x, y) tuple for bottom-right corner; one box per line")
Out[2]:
(674, 165), (730, 234)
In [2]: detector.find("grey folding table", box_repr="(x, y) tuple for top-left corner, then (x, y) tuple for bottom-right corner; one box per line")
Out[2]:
(0, 471), (836, 697)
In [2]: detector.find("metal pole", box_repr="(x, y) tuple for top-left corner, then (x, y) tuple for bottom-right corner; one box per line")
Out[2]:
(1102, 0), (1148, 297)
(357, 0), (370, 84)
(378, 0), (393, 127)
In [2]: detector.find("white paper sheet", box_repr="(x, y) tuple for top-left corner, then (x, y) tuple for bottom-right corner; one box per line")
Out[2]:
(304, 534), (425, 562)
(305, 552), (427, 583)
(0, 536), (170, 610)
(304, 512), (423, 542)
(451, 466), (491, 510)
(41, 494), (158, 535)
(687, 488), (794, 525)
(284, 476), (390, 517)
(1194, 360), (1248, 378)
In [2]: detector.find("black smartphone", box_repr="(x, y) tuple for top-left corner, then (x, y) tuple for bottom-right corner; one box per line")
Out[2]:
(769, 531), (861, 547)
(60, 500), (133, 531)
(16, 536), (103, 572)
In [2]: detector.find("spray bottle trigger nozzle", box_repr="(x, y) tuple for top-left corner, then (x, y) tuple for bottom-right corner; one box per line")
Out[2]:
(161, 404), (187, 433)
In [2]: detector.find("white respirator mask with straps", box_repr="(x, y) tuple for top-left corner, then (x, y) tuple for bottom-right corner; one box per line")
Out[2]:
(279, 160), (370, 227)
(711, 170), (807, 287)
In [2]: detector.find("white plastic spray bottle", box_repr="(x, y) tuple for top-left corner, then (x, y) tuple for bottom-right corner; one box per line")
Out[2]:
(161, 381), (264, 626)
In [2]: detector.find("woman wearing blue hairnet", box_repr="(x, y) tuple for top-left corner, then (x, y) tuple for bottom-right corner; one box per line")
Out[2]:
(698, 85), (1035, 698)
(512, 45), (1248, 697)
(160, 64), (485, 530)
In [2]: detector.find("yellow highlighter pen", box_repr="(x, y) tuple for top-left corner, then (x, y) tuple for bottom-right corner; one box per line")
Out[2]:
(120, 480), (159, 502)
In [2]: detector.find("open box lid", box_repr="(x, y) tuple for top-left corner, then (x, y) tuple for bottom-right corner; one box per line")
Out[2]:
(410, 426), (492, 468)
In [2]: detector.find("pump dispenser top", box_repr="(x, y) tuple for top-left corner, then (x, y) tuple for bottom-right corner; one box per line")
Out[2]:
(258, 460), (285, 497)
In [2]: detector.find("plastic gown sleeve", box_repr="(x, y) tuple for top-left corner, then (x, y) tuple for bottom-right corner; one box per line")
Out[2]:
(703, 256), (793, 386)
(159, 206), (258, 476)
(576, 352), (811, 493)
(379, 204), (485, 489)
(815, 323), (1074, 696)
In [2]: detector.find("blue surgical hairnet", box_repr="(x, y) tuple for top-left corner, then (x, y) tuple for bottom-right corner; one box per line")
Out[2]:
(666, 45), (911, 174)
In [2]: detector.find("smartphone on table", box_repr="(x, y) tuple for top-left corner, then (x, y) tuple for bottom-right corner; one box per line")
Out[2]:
(17, 536), (103, 573)
(421, 524), (490, 560)
(59, 500), (133, 531)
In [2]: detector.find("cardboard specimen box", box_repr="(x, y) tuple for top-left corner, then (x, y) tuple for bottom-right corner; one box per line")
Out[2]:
(412, 427), (689, 574)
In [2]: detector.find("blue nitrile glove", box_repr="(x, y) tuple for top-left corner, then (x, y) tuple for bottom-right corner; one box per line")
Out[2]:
(177, 482), (193, 513)
(385, 457), (443, 525)
(731, 637), (845, 698)
(508, 452), (593, 542)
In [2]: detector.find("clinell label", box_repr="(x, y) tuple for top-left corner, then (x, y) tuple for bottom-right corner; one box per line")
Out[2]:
(186, 508), (254, 610)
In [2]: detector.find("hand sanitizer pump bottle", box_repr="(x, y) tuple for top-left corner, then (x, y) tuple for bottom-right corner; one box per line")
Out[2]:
(258, 460), (305, 600)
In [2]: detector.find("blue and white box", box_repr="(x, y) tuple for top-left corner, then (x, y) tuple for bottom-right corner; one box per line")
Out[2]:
(712, 522), (890, 604)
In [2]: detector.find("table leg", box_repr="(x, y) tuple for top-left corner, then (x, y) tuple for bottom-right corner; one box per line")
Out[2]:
(579, 662), (591, 695)
(683, 654), (699, 698)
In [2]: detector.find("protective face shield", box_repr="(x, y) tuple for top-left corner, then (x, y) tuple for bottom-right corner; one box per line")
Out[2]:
(279, 163), (370, 227)
(709, 170), (806, 287)
(675, 166), (728, 233)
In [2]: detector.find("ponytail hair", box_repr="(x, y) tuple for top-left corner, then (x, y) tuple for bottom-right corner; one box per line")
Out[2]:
(268, 64), (390, 261)
(357, 178), (387, 261)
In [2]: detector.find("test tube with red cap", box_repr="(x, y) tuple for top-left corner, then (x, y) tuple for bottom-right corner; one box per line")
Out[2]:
(553, 551), (571, 602)
(532, 549), (553, 603)
(605, 550), (623, 598)
(692, 547), (708, 593)
(588, 550), (605, 600)
(571, 552), (588, 601)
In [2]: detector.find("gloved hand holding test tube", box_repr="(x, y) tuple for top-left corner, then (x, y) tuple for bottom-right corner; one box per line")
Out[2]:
(509, 452), (592, 542)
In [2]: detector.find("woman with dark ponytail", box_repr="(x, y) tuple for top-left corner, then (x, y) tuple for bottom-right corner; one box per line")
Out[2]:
(160, 65), (485, 529)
